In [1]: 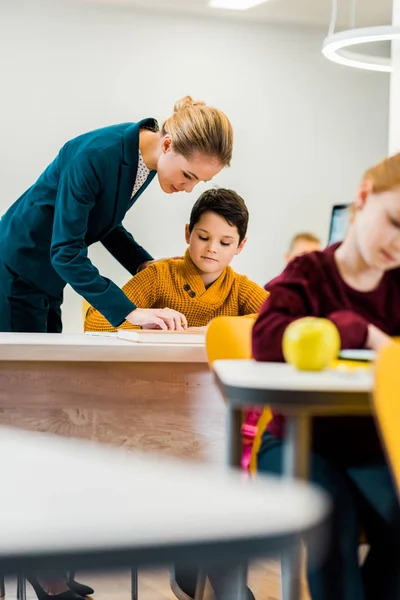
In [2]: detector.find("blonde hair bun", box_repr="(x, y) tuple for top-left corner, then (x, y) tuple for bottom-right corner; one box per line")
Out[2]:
(163, 96), (233, 167)
(174, 96), (206, 113)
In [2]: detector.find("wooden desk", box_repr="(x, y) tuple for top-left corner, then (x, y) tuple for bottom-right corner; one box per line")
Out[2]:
(0, 333), (224, 463)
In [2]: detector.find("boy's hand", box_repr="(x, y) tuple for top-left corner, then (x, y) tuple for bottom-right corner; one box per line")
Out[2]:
(136, 256), (184, 273)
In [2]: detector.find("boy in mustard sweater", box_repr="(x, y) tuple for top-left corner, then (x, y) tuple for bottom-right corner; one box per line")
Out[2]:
(84, 188), (268, 331)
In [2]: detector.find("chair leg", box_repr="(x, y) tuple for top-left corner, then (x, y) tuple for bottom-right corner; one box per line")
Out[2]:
(0, 575), (5, 598)
(68, 572), (76, 583)
(194, 570), (207, 600)
(131, 568), (138, 600)
(17, 576), (26, 600)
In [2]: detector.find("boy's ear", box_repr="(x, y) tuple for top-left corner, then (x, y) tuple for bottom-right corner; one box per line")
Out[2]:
(235, 237), (247, 255)
(185, 224), (191, 244)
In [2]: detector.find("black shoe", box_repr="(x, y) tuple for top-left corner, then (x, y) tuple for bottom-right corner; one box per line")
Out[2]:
(212, 585), (256, 600)
(170, 566), (256, 599)
(170, 566), (198, 599)
(66, 580), (94, 598)
(27, 577), (85, 600)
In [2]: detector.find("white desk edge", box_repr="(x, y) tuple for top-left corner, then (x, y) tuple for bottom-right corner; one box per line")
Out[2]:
(214, 359), (373, 393)
(0, 333), (207, 363)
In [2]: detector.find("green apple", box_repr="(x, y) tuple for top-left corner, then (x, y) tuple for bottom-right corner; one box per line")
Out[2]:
(283, 317), (341, 371)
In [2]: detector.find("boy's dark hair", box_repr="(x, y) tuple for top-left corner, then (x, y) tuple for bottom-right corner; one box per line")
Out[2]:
(189, 188), (249, 243)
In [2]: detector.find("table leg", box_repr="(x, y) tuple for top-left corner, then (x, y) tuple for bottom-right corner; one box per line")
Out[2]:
(17, 575), (26, 600)
(283, 415), (310, 480)
(281, 415), (310, 600)
(281, 544), (302, 600)
(131, 568), (138, 600)
(211, 565), (248, 600)
(226, 407), (242, 468)
(221, 409), (247, 599)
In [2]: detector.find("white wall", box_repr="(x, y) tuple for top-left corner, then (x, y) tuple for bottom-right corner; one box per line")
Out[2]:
(0, 0), (389, 332)
(390, 0), (400, 154)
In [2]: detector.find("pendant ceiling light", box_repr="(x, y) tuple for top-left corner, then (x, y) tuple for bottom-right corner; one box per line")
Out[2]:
(322, 0), (399, 73)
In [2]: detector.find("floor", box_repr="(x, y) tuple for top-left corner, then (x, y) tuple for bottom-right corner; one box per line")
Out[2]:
(3, 562), (311, 600)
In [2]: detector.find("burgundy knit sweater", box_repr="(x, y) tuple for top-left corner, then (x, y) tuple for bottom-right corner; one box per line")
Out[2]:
(252, 243), (400, 463)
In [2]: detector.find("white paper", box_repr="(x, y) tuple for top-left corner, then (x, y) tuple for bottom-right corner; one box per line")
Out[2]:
(85, 331), (118, 338)
(117, 329), (205, 345)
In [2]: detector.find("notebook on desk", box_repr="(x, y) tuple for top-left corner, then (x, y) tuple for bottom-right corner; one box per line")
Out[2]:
(117, 329), (206, 345)
(339, 349), (376, 362)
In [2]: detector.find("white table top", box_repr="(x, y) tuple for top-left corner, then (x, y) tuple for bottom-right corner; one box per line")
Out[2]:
(214, 360), (373, 393)
(0, 333), (207, 363)
(0, 428), (328, 569)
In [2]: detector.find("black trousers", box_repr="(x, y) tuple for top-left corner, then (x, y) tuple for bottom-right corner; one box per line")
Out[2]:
(258, 431), (400, 600)
(0, 259), (63, 333)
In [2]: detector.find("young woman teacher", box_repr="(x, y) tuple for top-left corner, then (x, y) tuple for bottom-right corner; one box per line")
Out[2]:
(0, 96), (233, 334)
(0, 96), (233, 600)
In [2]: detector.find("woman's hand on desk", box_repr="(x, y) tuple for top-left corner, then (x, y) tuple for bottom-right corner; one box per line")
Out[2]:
(125, 308), (188, 331)
(366, 324), (394, 351)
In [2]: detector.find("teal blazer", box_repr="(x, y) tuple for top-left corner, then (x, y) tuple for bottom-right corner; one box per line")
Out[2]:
(0, 119), (157, 327)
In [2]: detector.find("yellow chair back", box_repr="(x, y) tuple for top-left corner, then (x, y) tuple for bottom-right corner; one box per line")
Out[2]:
(205, 316), (272, 474)
(82, 299), (91, 323)
(206, 316), (254, 365)
(374, 343), (400, 492)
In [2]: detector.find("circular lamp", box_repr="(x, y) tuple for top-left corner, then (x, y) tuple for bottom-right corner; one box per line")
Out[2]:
(323, 26), (400, 73)
(322, 0), (398, 73)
